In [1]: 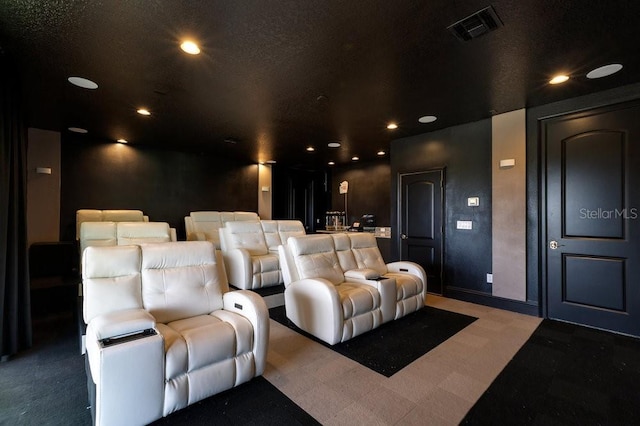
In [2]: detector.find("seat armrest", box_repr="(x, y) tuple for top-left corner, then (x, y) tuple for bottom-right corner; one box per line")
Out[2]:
(344, 268), (380, 280)
(88, 308), (155, 341)
(344, 277), (396, 323)
(222, 248), (252, 289)
(222, 290), (270, 375)
(85, 309), (164, 426)
(387, 261), (427, 294)
(284, 278), (343, 344)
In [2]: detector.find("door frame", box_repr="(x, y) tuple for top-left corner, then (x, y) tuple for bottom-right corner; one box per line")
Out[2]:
(539, 99), (640, 320)
(396, 168), (445, 294)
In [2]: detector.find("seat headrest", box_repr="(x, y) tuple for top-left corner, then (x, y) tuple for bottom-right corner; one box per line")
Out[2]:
(190, 211), (222, 222)
(225, 220), (262, 233)
(289, 234), (334, 256)
(278, 220), (304, 232)
(83, 245), (141, 279)
(102, 210), (145, 222)
(117, 222), (171, 239)
(140, 241), (216, 269)
(348, 232), (378, 248)
(331, 233), (351, 251)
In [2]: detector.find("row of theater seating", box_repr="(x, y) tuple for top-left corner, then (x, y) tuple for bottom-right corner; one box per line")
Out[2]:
(79, 228), (427, 424)
(76, 209), (306, 291)
(279, 232), (427, 344)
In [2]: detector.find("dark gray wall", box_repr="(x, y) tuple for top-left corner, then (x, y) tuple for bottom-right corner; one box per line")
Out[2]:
(391, 119), (492, 294)
(330, 161), (391, 227)
(60, 138), (258, 241)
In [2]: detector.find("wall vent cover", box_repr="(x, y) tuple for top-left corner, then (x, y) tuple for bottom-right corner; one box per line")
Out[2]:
(447, 5), (503, 42)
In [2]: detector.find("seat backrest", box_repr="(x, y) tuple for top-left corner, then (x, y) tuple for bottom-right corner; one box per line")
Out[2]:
(347, 233), (388, 275)
(140, 241), (227, 323)
(82, 245), (143, 324)
(220, 221), (269, 256)
(76, 209), (103, 239)
(287, 234), (344, 285)
(261, 220), (281, 251)
(103, 209), (146, 222)
(277, 220), (306, 245)
(187, 212), (223, 240)
(76, 209), (147, 239)
(261, 220), (306, 252)
(232, 211), (259, 222)
(80, 221), (117, 254)
(117, 222), (172, 245)
(331, 233), (358, 271)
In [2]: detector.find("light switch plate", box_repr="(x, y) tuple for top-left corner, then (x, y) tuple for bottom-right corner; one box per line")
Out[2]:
(467, 197), (479, 207)
(456, 220), (472, 230)
(486, 273), (493, 283)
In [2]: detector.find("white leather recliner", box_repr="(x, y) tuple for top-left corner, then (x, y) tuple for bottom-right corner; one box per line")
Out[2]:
(218, 221), (283, 290)
(76, 209), (149, 240)
(79, 221), (176, 255)
(82, 241), (269, 426)
(184, 211), (259, 248)
(332, 233), (427, 320)
(278, 234), (396, 345)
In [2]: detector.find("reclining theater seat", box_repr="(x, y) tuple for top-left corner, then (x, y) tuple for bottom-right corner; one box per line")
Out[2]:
(82, 241), (269, 426)
(219, 221), (282, 290)
(260, 220), (306, 253)
(278, 234), (396, 345)
(185, 211), (259, 248)
(333, 232), (427, 320)
(79, 221), (176, 255)
(76, 209), (148, 240)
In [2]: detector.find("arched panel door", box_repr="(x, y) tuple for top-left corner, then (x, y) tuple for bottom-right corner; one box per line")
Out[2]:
(544, 102), (640, 336)
(399, 170), (444, 294)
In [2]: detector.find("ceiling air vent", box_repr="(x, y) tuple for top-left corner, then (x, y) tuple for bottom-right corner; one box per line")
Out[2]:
(447, 5), (503, 42)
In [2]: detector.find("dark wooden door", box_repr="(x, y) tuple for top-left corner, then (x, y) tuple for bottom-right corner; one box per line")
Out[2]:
(399, 170), (444, 294)
(545, 102), (640, 336)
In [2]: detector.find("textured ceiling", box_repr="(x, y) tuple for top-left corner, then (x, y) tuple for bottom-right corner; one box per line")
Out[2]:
(1, 0), (640, 168)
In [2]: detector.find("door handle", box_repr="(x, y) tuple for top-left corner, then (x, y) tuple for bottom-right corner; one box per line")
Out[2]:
(549, 240), (565, 250)
(401, 234), (408, 240)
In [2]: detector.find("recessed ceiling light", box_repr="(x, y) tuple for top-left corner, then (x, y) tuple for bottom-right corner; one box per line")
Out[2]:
(328, 142), (341, 148)
(266, 160), (277, 164)
(549, 74), (570, 85)
(68, 127), (88, 133)
(377, 150), (386, 156)
(67, 76), (98, 89)
(418, 115), (437, 123)
(117, 139), (128, 144)
(387, 123), (398, 130)
(137, 108), (151, 116)
(352, 156), (359, 161)
(306, 146), (315, 152)
(180, 40), (201, 55)
(586, 63), (623, 79)
(328, 161), (335, 166)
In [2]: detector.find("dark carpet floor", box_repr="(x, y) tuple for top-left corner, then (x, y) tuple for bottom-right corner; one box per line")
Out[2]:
(0, 312), (318, 426)
(270, 305), (477, 377)
(461, 319), (640, 425)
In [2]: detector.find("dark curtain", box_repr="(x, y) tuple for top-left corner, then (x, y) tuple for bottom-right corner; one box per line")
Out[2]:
(0, 52), (32, 359)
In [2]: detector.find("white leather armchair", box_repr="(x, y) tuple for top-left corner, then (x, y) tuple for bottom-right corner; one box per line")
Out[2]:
(82, 241), (269, 425)
(219, 221), (282, 290)
(332, 233), (427, 320)
(184, 211), (259, 248)
(278, 234), (396, 345)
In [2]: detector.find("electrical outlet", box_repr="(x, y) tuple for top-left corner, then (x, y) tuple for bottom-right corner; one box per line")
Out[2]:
(486, 273), (493, 283)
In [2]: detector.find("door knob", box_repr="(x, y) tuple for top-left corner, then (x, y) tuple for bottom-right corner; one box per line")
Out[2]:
(549, 240), (564, 250)
(401, 234), (408, 240)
